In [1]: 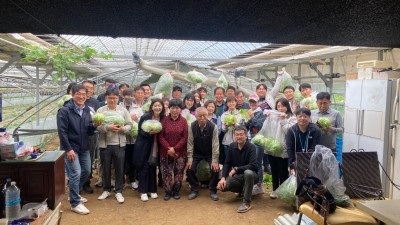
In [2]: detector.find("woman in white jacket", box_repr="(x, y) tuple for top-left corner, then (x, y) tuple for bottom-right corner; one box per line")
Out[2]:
(263, 98), (296, 199)
(220, 96), (242, 162)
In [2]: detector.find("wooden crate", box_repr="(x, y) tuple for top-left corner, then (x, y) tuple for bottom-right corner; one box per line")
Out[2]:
(346, 71), (358, 80)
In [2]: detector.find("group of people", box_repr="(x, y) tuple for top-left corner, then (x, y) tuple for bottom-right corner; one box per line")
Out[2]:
(57, 73), (343, 215)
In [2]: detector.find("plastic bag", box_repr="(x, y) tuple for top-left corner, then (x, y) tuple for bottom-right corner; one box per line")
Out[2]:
(302, 97), (318, 110)
(238, 109), (251, 122)
(309, 145), (353, 207)
(128, 121), (138, 137)
(103, 111), (125, 126)
(186, 70), (208, 84)
(148, 143), (159, 166)
(276, 175), (297, 206)
(154, 72), (174, 96)
(257, 111), (285, 156)
(216, 74), (228, 90)
(181, 109), (196, 125)
(279, 71), (294, 92)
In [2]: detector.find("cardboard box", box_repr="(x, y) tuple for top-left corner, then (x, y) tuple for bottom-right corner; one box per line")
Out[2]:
(346, 71), (358, 80)
(358, 67), (379, 80)
(357, 60), (398, 69)
(373, 71), (400, 79)
(0, 142), (23, 159)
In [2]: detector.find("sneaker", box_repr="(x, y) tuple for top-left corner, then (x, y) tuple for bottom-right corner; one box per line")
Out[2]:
(252, 185), (265, 196)
(150, 193), (158, 199)
(95, 179), (103, 187)
(210, 191), (219, 201)
(173, 192), (181, 200)
(164, 193), (171, 201)
(115, 193), (124, 203)
(130, 181), (138, 190)
(71, 203), (90, 215)
(237, 202), (252, 213)
(141, 193), (149, 202)
(270, 191), (277, 199)
(98, 191), (111, 200)
(188, 191), (198, 200)
(68, 195), (88, 203)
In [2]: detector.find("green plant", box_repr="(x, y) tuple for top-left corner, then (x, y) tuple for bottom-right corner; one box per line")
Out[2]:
(263, 173), (273, 187)
(20, 43), (113, 81)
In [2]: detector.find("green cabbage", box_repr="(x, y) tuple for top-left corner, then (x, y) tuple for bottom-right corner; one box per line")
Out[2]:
(279, 77), (293, 92)
(275, 175), (297, 206)
(103, 111), (125, 126)
(142, 120), (162, 133)
(294, 91), (304, 105)
(265, 138), (284, 157)
(57, 95), (72, 108)
(154, 72), (174, 96)
(317, 117), (331, 130)
(216, 74), (228, 90)
(251, 134), (268, 150)
(93, 113), (105, 124)
(182, 110), (196, 125)
(224, 114), (238, 126)
(196, 160), (211, 182)
(141, 101), (151, 112)
(238, 109), (251, 122)
(186, 70), (207, 84)
(128, 121), (139, 137)
(303, 97), (317, 110)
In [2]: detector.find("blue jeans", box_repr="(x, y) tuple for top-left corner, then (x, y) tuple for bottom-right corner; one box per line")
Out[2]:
(65, 150), (91, 207)
(255, 145), (264, 184)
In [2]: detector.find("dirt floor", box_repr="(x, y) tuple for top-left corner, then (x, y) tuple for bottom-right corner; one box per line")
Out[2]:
(44, 138), (295, 225)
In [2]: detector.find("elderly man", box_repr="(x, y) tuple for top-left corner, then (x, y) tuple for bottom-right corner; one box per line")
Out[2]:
(186, 107), (220, 201)
(311, 92), (343, 152)
(57, 84), (98, 214)
(217, 126), (258, 213)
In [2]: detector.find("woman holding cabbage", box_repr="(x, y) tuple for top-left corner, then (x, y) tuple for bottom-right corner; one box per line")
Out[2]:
(262, 98), (296, 199)
(96, 88), (133, 203)
(133, 98), (165, 202)
(221, 96), (242, 162)
(158, 99), (188, 200)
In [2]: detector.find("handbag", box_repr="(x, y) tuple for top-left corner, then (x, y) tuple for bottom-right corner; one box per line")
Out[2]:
(148, 139), (159, 166)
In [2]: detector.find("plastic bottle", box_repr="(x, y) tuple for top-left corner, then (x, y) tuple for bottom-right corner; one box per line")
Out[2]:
(1, 178), (12, 218)
(5, 181), (21, 221)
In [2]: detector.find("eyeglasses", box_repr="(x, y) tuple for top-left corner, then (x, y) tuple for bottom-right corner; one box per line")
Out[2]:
(74, 93), (87, 97)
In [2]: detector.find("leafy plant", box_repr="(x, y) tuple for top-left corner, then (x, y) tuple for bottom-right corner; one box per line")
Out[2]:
(20, 43), (113, 82)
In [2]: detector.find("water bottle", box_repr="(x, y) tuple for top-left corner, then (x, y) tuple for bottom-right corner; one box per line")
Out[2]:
(1, 178), (12, 218)
(5, 182), (21, 221)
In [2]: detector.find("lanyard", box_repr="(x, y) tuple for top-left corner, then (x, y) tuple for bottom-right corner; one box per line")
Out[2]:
(298, 131), (310, 152)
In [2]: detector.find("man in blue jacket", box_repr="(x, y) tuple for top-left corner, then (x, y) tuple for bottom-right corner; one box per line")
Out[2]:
(57, 84), (97, 215)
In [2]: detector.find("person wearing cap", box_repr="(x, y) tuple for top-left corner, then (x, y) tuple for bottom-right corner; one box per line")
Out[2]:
(235, 90), (250, 110)
(245, 93), (266, 195)
(172, 86), (183, 100)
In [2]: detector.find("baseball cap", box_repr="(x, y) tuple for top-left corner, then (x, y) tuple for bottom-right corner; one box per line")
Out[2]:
(248, 93), (259, 102)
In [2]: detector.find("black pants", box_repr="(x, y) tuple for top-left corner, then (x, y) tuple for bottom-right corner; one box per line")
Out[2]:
(268, 155), (289, 191)
(186, 156), (219, 193)
(125, 144), (137, 183)
(100, 145), (125, 193)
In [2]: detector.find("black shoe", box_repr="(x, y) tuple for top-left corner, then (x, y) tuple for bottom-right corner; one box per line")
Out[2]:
(173, 192), (181, 200)
(164, 193), (171, 201)
(210, 191), (219, 201)
(83, 182), (94, 194)
(187, 191), (198, 200)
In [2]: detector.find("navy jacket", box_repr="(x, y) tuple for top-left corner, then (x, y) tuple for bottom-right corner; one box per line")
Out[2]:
(132, 113), (157, 170)
(246, 110), (265, 138)
(57, 99), (96, 153)
(286, 123), (321, 168)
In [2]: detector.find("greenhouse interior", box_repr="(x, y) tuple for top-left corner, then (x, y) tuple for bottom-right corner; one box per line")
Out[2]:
(0, 1), (400, 225)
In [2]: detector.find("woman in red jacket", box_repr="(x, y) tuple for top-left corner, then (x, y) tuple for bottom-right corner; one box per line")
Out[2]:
(158, 99), (189, 200)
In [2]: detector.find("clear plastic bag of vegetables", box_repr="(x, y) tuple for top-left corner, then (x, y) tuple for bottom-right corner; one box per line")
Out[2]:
(276, 175), (297, 206)
(103, 111), (125, 126)
(128, 121), (139, 137)
(302, 97), (318, 110)
(186, 70), (208, 84)
(257, 111), (285, 156)
(309, 145), (353, 207)
(141, 101), (151, 112)
(57, 95), (72, 108)
(279, 70), (294, 92)
(216, 74), (228, 90)
(154, 72), (174, 97)
(141, 119), (162, 133)
(181, 109), (196, 125)
(238, 109), (251, 122)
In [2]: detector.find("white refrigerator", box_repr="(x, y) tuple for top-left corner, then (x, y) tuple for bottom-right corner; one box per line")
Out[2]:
(343, 79), (400, 199)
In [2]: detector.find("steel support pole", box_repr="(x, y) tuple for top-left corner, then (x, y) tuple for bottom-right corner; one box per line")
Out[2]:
(36, 65), (40, 126)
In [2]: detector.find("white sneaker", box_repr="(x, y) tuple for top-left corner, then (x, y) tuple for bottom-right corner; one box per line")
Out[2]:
(270, 191), (277, 199)
(130, 181), (138, 190)
(68, 195), (88, 203)
(71, 203), (90, 215)
(150, 193), (158, 199)
(98, 191), (111, 200)
(115, 193), (125, 203)
(140, 193), (149, 202)
(252, 185), (265, 195)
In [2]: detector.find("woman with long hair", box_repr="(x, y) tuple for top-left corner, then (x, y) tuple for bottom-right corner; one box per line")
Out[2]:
(133, 98), (165, 202)
(220, 96), (242, 161)
(264, 98), (296, 199)
(182, 93), (197, 115)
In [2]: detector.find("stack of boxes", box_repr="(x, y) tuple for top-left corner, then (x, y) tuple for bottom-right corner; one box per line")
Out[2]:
(346, 60), (399, 80)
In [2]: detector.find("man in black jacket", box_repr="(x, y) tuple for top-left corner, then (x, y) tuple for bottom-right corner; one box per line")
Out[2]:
(57, 84), (97, 215)
(286, 108), (321, 171)
(217, 126), (258, 213)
